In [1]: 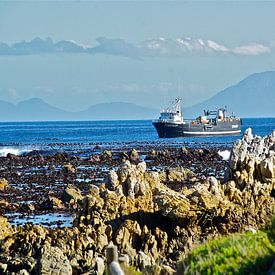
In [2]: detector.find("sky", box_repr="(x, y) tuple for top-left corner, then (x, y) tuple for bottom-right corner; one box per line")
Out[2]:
(0, 1), (275, 111)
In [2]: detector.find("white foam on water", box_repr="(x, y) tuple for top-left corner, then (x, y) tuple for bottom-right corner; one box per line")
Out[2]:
(218, 150), (231, 161)
(0, 147), (36, 157)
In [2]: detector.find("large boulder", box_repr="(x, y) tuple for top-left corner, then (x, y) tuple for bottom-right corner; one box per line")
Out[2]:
(37, 243), (72, 275)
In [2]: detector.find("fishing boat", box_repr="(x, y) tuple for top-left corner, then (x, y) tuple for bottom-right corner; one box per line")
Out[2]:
(152, 98), (241, 138)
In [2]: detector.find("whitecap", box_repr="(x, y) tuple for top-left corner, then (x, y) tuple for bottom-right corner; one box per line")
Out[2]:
(0, 147), (36, 157)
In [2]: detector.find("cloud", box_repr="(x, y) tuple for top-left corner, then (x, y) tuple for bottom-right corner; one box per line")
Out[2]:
(232, 43), (270, 56)
(0, 36), (272, 58)
(88, 37), (141, 57)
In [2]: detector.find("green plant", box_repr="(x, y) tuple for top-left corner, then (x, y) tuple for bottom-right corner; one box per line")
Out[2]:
(181, 230), (275, 275)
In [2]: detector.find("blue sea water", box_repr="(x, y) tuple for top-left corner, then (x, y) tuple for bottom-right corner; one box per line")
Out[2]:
(0, 118), (274, 154)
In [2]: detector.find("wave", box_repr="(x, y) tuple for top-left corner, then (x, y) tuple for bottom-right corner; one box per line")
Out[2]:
(0, 147), (36, 157)
(218, 150), (231, 161)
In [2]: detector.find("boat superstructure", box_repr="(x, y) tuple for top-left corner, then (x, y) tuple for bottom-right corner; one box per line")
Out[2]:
(152, 99), (241, 138)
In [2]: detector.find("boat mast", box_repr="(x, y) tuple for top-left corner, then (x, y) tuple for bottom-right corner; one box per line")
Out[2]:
(174, 98), (182, 117)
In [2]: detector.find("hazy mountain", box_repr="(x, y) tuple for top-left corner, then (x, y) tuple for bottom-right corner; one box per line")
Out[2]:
(184, 71), (275, 118)
(0, 99), (157, 121)
(0, 71), (274, 121)
(0, 98), (71, 121)
(77, 102), (157, 120)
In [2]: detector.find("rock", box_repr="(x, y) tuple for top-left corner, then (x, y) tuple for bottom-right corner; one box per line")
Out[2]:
(137, 251), (154, 271)
(37, 243), (72, 275)
(54, 152), (70, 162)
(40, 196), (64, 210)
(95, 257), (105, 275)
(260, 157), (274, 182)
(88, 185), (100, 196)
(63, 163), (76, 174)
(243, 127), (253, 143)
(18, 269), (30, 275)
(21, 203), (35, 211)
(228, 128), (275, 184)
(137, 161), (147, 173)
(0, 199), (9, 208)
(208, 176), (222, 198)
(115, 220), (142, 256)
(0, 263), (8, 273)
(94, 144), (101, 150)
(62, 184), (83, 203)
(103, 150), (112, 158)
(0, 216), (13, 240)
(160, 265), (176, 275)
(0, 178), (8, 190)
(245, 227), (257, 234)
(105, 170), (119, 191)
(6, 153), (19, 160)
(180, 147), (189, 155)
(129, 149), (140, 162)
(166, 167), (196, 182)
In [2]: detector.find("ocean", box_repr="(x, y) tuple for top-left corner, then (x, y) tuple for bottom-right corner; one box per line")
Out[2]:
(0, 118), (274, 156)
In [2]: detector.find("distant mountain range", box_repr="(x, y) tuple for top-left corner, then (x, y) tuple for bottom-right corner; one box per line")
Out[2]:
(0, 71), (274, 121)
(185, 71), (275, 118)
(0, 99), (157, 121)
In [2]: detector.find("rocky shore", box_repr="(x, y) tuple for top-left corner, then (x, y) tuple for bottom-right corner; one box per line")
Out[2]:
(0, 129), (274, 274)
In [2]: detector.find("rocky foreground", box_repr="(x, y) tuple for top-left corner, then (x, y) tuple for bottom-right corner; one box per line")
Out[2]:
(0, 129), (274, 274)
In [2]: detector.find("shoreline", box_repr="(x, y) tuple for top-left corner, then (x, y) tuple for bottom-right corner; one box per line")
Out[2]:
(0, 128), (274, 274)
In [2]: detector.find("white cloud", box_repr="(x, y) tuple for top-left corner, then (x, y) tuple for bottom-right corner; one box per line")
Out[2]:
(232, 43), (270, 56)
(206, 40), (229, 53)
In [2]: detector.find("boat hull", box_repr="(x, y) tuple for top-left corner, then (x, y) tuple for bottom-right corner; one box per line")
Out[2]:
(152, 121), (241, 138)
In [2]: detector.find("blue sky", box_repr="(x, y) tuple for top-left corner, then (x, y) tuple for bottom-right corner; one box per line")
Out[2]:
(0, 1), (275, 111)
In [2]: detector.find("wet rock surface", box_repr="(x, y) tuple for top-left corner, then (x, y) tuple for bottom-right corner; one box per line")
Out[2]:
(0, 132), (274, 274)
(0, 143), (225, 226)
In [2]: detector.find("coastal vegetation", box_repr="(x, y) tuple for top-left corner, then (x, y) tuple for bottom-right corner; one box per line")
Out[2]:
(182, 219), (275, 274)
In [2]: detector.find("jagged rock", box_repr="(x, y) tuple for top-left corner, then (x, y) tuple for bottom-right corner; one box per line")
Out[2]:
(229, 128), (275, 185)
(37, 243), (72, 275)
(103, 150), (112, 159)
(115, 220), (142, 258)
(88, 184), (100, 196)
(62, 184), (83, 203)
(137, 251), (154, 271)
(0, 216), (13, 240)
(129, 149), (140, 162)
(62, 163), (76, 174)
(105, 170), (119, 191)
(260, 157), (275, 182)
(0, 178), (8, 190)
(54, 152), (70, 162)
(40, 196), (64, 210)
